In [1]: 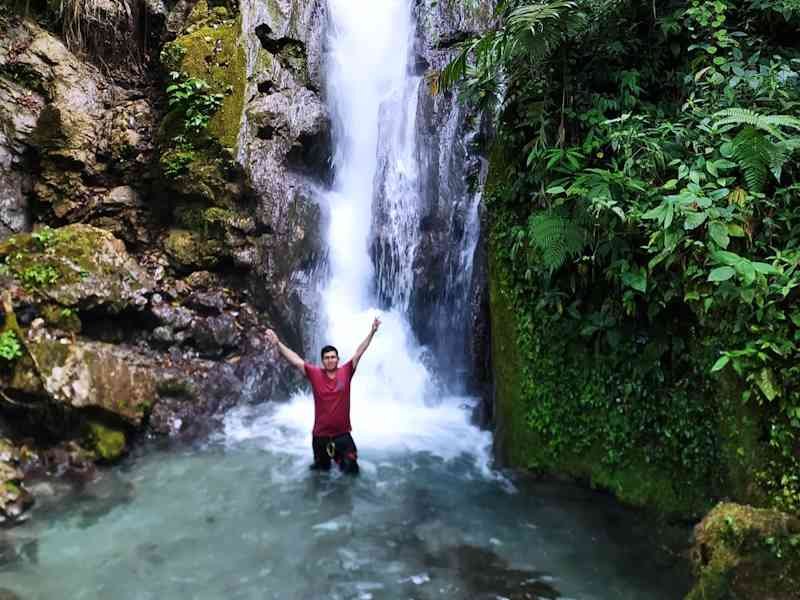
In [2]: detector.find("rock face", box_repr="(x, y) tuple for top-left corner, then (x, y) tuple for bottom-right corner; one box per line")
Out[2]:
(0, 16), (157, 241)
(688, 502), (800, 600)
(237, 0), (329, 352)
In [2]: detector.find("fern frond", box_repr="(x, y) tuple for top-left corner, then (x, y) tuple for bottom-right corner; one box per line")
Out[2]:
(436, 0), (578, 94)
(714, 108), (800, 139)
(529, 212), (587, 272)
(731, 127), (781, 192)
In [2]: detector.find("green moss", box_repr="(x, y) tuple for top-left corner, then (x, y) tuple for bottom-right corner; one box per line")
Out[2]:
(688, 503), (800, 600)
(164, 228), (224, 271)
(85, 421), (126, 462)
(170, 11), (246, 149)
(488, 234), (540, 467)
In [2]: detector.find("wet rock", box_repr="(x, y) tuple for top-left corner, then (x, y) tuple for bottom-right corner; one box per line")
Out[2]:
(84, 421), (126, 463)
(688, 502), (800, 600)
(163, 228), (225, 271)
(190, 314), (240, 357)
(0, 224), (154, 312)
(150, 300), (195, 331)
(0, 438), (33, 525)
(185, 290), (226, 316)
(87, 185), (153, 247)
(8, 334), (160, 427)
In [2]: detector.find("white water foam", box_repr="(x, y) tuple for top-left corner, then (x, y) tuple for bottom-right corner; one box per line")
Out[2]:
(226, 0), (495, 478)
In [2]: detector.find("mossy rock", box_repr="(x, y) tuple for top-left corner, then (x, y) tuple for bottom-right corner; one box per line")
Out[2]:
(159, 146), (238, 207)
(0, 224), (153, 312)
(164, 3), (246, 150)
(164, 228), (225, 271)
(85, 421), (126, 462)
(687, 502), (800, 600)
(40, 304), (82, 333)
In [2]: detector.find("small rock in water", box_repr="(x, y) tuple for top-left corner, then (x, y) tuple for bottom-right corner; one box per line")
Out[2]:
(408, 573), (430, 585)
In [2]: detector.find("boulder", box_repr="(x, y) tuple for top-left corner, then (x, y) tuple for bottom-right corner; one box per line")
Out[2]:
(9, 334), (160, 427)
(688, 502), (800, 600)
(0, 224), (154, 312)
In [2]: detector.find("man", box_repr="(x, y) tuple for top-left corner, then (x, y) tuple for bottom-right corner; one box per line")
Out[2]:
(265, 317), (381, 475)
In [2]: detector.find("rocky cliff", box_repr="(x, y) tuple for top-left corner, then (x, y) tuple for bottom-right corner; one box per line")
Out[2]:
(0, 0), (330, 524)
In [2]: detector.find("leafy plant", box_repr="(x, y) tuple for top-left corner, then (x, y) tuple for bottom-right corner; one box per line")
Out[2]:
(0, 330), (22, 362)
(21, 264), (59, 288)
(166, 72), (224, 134)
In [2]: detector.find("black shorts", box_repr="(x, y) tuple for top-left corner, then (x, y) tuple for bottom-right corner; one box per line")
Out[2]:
(311, 433), (359, 474)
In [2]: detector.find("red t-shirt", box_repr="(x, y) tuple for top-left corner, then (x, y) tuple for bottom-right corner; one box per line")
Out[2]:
(304, 360), (355, 437)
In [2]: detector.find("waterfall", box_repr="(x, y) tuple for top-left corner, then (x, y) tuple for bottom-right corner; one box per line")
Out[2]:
(228, 0), (492, 467)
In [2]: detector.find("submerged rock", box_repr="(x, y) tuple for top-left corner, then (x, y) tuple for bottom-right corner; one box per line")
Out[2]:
(688, 502), (800, 600)
(0, 438), (33, 525)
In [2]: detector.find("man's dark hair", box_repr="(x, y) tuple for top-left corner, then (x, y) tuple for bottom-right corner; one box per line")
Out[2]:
(320, 345), (339, 359)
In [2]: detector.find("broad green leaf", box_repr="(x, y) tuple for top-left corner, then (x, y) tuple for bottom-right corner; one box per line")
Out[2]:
(713, 159), (737, 170)
(709, 221), (730, 248)
(755, 368), (780, 401)
(727, 224), (746, 237)
(708, 266), (735, 282)
(711, 355), (730, 372)
(752, 261), (777, 275)
(720, 141), (735, 158)
(684, 212), (708, 230)
(712, 249), (743, 266)
(546, 185), (566, 194)
(622, 268), (647, 293)
(736, 260), (756, 286)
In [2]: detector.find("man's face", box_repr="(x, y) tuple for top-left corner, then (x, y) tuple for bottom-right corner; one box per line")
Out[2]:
(322, 351), (339, 371)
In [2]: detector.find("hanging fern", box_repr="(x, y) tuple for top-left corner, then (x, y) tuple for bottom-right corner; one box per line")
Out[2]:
(528, 212), (587, 272)
(437, 0), (580, 93)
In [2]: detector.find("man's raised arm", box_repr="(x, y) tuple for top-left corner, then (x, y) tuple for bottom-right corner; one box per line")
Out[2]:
(351, 317), (381, 371)
(266, 329), (306, 374)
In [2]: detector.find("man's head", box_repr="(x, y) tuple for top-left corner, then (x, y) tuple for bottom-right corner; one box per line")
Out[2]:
(320, 345), (339, 371)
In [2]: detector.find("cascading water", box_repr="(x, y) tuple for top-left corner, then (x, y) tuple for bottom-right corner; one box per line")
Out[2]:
(232, 0), (494, 463)
(2, 2), (691, 598)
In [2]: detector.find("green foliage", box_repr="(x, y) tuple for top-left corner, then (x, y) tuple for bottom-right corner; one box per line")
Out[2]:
(524, 213), (587, 272)
(166, 72), (224, 135)
(0, 330), (22, 362)
(20, 264), (59, 288)
(31, 226), (56, 250)
(454, 0), (800, 512)
(161, 148), (196, 178)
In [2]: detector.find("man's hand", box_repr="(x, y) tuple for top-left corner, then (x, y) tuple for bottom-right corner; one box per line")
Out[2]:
(265, 329), (305, 373)
(370, 317), (381, 334)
